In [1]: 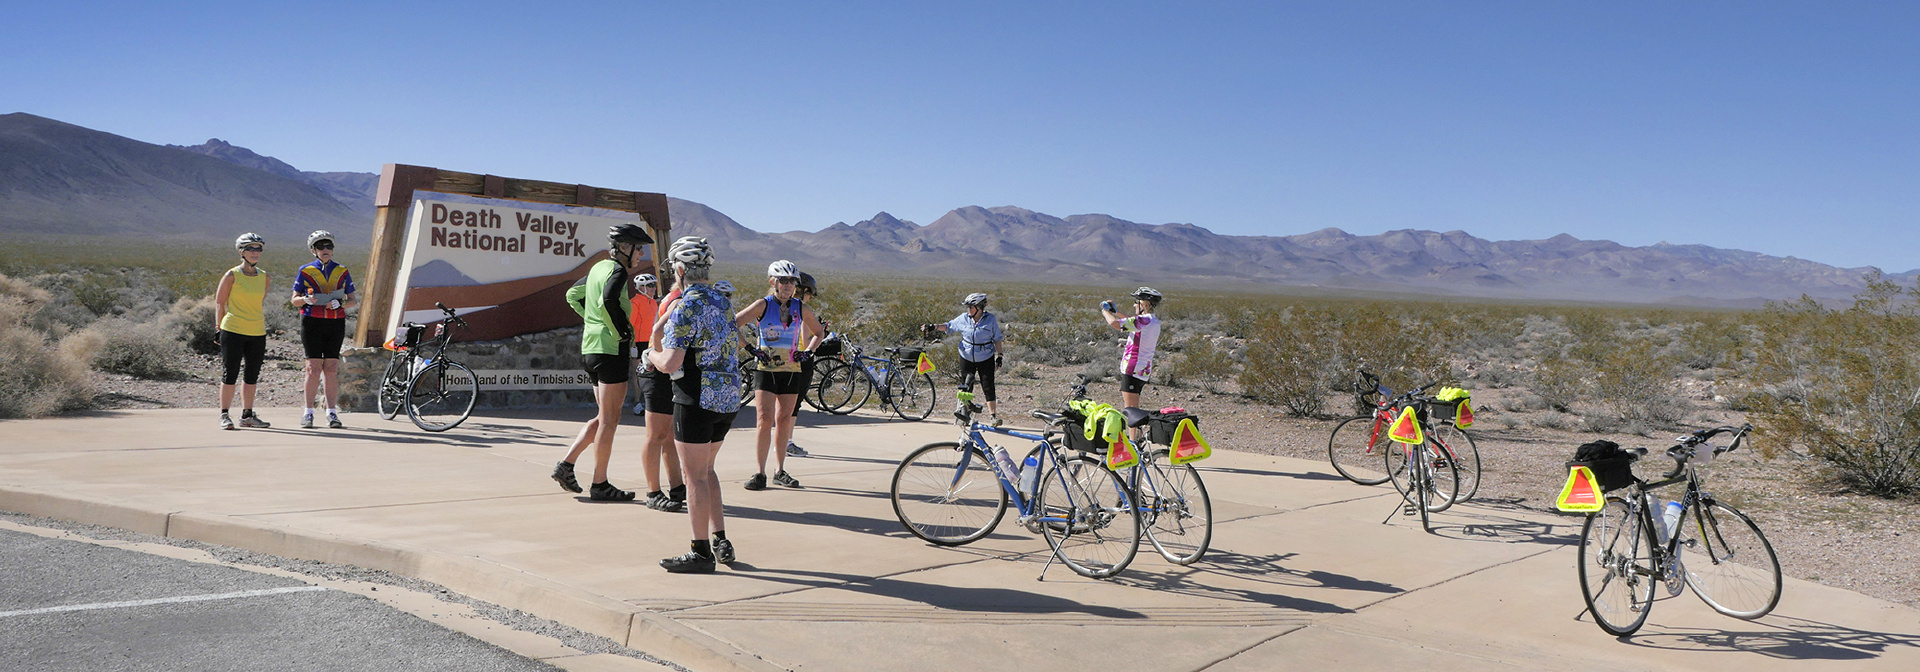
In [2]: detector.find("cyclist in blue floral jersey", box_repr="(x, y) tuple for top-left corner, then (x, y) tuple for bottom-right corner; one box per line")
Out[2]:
(647, 236), (744, 573)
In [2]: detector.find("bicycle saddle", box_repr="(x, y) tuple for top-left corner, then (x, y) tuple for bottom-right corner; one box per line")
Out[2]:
(1030, 410), (1064, 425)
(1121, 407), (1153, 428)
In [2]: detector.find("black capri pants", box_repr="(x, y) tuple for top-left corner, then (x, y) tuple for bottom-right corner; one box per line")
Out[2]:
(220, 330), (266, 385)
(958, 357), (997, 402)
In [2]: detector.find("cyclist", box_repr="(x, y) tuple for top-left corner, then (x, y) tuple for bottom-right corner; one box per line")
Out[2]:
(214, 233), (272, 430)
(648, 236), (745, 573)
(784, 271), (821, 458)
(629, 273), (660, 417)
(924, 292), (1004, 426)
(734, 260), (824, 490)
(550, 223), (653, 503)
(290, 230), (356, 429)
(643, 275), (689, 512)
(1101, 286), (1164, 430)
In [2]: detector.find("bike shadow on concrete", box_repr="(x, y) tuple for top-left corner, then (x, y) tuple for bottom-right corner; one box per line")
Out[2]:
(1415, 502), (1581, 547)
(683, 563), (1151, 620)
(1603, 614), (1920, 661)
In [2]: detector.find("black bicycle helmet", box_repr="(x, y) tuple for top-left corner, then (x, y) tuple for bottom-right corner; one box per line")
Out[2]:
(609, 223), (654, 246)
(797, 272), (818, 295)
(1130, 286), (1163, 305)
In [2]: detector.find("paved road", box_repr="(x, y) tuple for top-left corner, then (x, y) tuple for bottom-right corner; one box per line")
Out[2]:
(0, 527), (559, 672)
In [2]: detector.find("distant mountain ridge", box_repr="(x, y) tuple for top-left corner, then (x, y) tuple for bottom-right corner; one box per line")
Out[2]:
(0, 112), (366, 244)
(3, 112), (1908, 305)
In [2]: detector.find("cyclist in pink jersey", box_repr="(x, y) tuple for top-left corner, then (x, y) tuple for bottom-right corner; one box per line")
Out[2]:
(1101, 287), (1164, 436)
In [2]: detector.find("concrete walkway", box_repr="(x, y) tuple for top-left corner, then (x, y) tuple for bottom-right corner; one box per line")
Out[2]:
(2, 407), (1916, 671)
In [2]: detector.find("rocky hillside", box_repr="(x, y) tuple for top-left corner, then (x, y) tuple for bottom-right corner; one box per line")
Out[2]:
(0, 113), (367, 244)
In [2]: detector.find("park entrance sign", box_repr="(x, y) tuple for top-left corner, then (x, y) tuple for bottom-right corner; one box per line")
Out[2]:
(384, 192), (649, 343)
(355, 164), (670, 349)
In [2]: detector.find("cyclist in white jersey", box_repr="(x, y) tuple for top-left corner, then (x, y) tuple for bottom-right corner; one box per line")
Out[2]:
(1101, 287), (1164, 435)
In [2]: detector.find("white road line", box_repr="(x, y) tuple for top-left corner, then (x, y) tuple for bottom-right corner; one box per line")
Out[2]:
(0, 586), (327, 618)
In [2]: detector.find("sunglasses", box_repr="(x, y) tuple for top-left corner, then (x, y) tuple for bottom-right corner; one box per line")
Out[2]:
(240, 245), (264, 252)
(312, 243), (334, 251)
(775, 277), (798, 285)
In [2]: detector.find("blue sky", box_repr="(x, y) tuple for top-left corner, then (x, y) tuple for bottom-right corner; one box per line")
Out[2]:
(5, 2), (1915, 271)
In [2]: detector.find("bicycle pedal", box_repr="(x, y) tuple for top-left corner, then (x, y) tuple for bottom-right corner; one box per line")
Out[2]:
(1402, 504), (1418, 516)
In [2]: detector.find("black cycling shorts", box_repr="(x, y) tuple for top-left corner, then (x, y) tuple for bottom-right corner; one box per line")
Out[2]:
(1120, 373), (1149, 395)
(582, 353), (631, 385)
(791, 360), (814, 418)
(219, 330), (266, 385)
(674, 404), (738, 444)
(958, 357), (997, 402)
(755, 370), (809, 396)
(300, 316), (346, 359)
(638, 370), (674, 414)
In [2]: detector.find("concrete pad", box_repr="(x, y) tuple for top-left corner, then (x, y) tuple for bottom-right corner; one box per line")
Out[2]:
(4, 407), (1918, 672)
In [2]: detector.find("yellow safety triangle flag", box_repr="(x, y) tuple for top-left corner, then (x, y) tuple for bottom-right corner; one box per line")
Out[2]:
(917, 352), (936, 374)
(1388, 406), (1424, 444)
(1556, 466), (1605, 513)
(1455, 400), (1475, 428)
(1168, 418), (1211, 465)
(1106, 433), (1139, 470)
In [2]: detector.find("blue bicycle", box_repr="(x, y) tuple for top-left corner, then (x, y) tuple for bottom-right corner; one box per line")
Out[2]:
(890, 385), (1142, 578)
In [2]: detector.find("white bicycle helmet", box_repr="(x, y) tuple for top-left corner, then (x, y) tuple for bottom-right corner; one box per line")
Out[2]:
(234, 232), (265, 251)
(767, 260), (799, 278)
(713, 280), (736, 297)
(306, 230), (335, 248)
(632, 273), (657, 288)
(962, 292), (989, 307)
(1131, 286), (1163, 305)
(668, 236), (714, 266)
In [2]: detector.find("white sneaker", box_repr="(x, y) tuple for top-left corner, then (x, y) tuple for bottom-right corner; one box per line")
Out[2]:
(299, 412), (314, 429)
(327, 411), (344, 429)
(785, 441), (808, 457)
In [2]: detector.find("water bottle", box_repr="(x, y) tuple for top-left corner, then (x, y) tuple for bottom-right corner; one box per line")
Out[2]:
(1018, 455), (1040, 497)
(1645, 494), (1669, 543)
(989, 446), (1020, 487)
(1662, 501), (1685, 541)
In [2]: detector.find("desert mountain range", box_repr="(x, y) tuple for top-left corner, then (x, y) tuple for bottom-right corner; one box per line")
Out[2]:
(2, 112), (1908, 305)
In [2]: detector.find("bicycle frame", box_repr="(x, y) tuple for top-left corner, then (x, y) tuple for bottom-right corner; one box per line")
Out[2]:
(950, 422), (1075, 520)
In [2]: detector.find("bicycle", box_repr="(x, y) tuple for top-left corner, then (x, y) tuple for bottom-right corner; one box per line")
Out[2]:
(1577, 424), (1781, 636)
(376, 302), (478, 432)
(1048, 375), (1213, 565)
(890, 382), (1142, 579)
(813, 333), (938, 421)
(1330, 370), (1481, 504)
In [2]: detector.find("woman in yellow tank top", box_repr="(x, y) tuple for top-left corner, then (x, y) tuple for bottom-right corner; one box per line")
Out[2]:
(214, 233), (273, 430)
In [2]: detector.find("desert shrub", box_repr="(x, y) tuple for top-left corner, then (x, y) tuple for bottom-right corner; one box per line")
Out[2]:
(1166, 334), (1238, 390)
(1590, 337), (1685, 426)
(165, 295), (223, 355)
(0, 274), (95, 418)
(1743, 275), (1920, 497)
(1238, 309), (1339, 417)
(1531, 353), (1589, 413)
(1672, 317), (1750, 370)
(82, 317), (186, 379)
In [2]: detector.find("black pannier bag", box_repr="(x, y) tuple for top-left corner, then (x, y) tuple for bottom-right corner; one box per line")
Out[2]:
(1147, 410), (1199, 446)
(1059, 409), (1110, 454)
(814, 335), (843, 358)
(398, 323), (427, 348)
(1567, 439), (1637, 492)
(1428, 398), (1462, 423)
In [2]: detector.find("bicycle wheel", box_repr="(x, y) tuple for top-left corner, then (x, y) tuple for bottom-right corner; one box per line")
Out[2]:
(888, 372), (937, 421)
(1385, 441), (1459, 513)
(1431, 424), (1481, 504)
(1037, 454), (1140, 578)
(1140, 451), (1212, 565)
(891, 442), (1008, 546)
(1328, 415), (1393, 485)
(406, 360), (478, 432)
(739, 358), (759, 407)
(1678, 501), (1782, 619)
(815, 360), (869, 415)
(377, 353), (409, 420)
(1579, 495), (1656, 636)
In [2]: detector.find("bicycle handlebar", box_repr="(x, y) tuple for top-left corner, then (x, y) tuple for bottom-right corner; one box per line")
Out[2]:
(1649, 423), (1755, 480)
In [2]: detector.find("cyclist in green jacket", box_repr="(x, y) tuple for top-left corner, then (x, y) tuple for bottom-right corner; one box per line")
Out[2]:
(551, 223), (654, 502)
